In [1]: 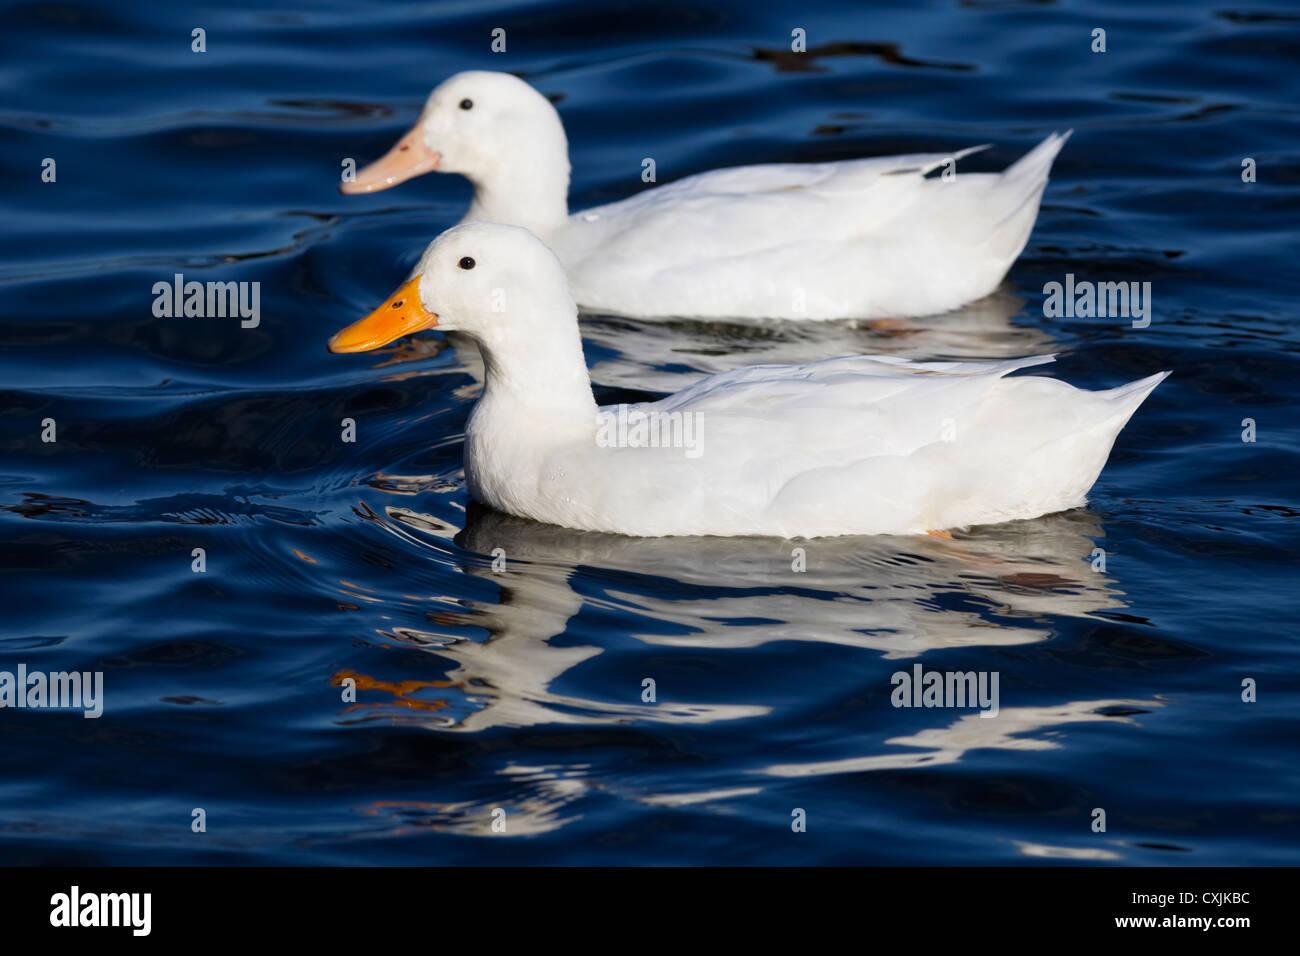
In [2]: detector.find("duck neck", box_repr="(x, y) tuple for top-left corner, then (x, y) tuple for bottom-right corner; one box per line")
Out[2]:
(474, 316), (596, 435)
(465, 158), (570, 241)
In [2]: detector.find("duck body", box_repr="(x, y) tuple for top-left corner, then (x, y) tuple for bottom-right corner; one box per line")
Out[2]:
(464, 352), (1165, 537)
(329, 223), (1167, 539)
(546, 136), (1068, 321)
(343, 71), (1069, 321)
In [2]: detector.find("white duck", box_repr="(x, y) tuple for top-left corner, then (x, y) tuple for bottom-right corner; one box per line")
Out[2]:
(341, 70), (1069, 321)
(328, 222), (1167, 538)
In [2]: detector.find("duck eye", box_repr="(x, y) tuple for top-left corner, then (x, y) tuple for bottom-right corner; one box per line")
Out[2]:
(459, 256), (476, 270)
(459, 98), (473, 110)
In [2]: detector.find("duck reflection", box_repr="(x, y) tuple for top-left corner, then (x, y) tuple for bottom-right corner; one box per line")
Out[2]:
(355, 763), (589, 838)
(340, 503), (1148, 827)
(758, 697), (1163, 777)
(452, 503), (1126, 660)
(369, 505), (771, 732)
(360, 502), (1129, 737)
(582, 288), (1055, 392)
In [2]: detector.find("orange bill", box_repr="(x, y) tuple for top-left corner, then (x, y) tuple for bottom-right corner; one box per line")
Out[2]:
(340, 126), (441, 194)
(328, 276), (436, 353)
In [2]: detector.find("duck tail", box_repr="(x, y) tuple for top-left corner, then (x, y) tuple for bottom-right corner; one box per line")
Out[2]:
(1002, 130), (1072, 189)
(980, 131), (1071, 265)
(1099, 369), (1171, 422)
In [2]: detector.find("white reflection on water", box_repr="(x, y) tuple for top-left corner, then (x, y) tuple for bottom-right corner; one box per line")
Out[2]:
(454, 506), (1127, 660)
(1014, 841), (1123, 861)
(758, 698), (1163, 777)
(375, 507), (771, 732)
(582, 289), (1054, 392)
(366, 504), (1132, 739)
(356, 763), (589, 838)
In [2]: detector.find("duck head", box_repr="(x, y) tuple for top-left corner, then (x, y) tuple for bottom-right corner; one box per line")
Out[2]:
(328, 223), (593, 417)
(341, 72), (571, 237)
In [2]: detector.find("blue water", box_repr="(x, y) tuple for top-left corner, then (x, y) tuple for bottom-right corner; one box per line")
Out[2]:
(1, 0), (1298, 865)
